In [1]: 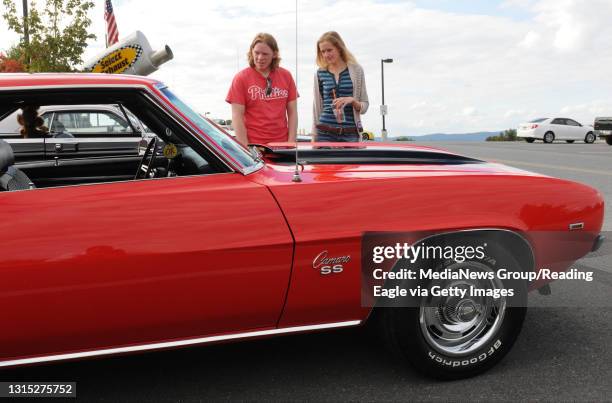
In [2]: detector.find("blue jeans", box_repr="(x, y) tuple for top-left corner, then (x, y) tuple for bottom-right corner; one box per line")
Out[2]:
(316, 131), (359, 142)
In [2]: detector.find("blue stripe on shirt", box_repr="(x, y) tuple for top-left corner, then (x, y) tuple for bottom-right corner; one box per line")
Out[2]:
(317, 68), (355, 127)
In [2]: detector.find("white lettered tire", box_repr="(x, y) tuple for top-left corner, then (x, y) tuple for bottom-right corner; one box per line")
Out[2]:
(379, 241), (527, 379)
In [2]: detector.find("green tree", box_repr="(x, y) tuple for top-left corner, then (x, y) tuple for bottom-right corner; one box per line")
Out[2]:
(486, 128), (518, 141)
(2, 0), (96, 72)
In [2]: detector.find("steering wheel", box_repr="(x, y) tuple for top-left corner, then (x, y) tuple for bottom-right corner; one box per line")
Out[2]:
(135, 136), (158, 180)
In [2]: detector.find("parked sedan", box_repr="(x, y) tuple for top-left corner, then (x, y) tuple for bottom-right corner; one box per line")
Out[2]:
(0, 104), (154, 186)
(517, 117), (596, 144)
(0, 73), (603, 380)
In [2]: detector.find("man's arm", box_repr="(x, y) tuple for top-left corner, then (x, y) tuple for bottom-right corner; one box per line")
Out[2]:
(231, 103), (248, 147)
(287, 100), (297, 142)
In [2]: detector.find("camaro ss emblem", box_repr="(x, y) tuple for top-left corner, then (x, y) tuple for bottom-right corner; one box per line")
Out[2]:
(313, 251), (351, 275)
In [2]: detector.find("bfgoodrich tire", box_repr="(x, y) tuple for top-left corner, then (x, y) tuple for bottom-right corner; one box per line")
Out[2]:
(379, 242), (527, 380)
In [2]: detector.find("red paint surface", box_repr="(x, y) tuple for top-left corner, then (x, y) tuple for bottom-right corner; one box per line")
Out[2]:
(0, 75), (604, 365)
(0, 175), (293, 360)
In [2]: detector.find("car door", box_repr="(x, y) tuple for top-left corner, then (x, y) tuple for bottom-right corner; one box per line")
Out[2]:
(36, 109), (143, 186)
(565, 118), (584, 140)
(0, 172), (294, 361)
(550, 118), (568, 139)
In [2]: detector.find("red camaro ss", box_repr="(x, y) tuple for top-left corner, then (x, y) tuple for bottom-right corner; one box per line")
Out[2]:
(0, 74), (604, 379)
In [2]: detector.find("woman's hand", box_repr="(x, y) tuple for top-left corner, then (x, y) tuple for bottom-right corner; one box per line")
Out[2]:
(332, 96), (356, 110)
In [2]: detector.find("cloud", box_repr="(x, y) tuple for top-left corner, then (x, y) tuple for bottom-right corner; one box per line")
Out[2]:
(560, 101), (612, 122)
(461, 107), (478, 117)
(518, 31), (540, 49)
(2, 0), (612, 136)
(504, 109), (526, 119)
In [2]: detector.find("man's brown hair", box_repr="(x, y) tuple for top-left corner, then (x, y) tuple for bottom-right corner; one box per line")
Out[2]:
(247, 32), (281, 70)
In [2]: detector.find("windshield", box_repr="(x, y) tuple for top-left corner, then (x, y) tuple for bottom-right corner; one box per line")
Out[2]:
(156, 85), (258, 171)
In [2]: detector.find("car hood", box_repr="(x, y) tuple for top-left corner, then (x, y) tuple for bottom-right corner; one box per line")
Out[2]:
(256, 142), (546, 180)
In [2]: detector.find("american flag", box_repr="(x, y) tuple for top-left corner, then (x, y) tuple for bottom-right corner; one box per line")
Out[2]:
(104, 0), (119, 46)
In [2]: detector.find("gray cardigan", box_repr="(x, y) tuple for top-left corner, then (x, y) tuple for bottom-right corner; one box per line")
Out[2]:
(311, 63), (369, 139)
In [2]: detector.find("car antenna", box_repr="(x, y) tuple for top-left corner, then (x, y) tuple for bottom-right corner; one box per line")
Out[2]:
(292, 137), (302, 182)
(291, 0), (302, 183)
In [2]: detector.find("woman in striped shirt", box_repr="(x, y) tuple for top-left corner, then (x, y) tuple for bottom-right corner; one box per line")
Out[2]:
(312, 31), (369, 142)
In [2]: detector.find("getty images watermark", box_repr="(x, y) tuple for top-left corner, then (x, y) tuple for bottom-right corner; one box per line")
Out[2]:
(361, 231), (610, 308)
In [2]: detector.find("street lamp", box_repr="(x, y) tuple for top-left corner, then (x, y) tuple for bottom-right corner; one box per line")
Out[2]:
(381, 58), (393, 141)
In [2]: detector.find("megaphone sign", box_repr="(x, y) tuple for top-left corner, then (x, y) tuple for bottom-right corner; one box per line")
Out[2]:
(84, 31), (173, 76)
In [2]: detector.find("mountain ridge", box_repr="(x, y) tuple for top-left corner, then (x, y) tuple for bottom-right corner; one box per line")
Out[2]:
(392, 131), (503, 141)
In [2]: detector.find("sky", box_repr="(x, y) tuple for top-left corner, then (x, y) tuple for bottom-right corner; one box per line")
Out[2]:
(2, 0), (612, 136)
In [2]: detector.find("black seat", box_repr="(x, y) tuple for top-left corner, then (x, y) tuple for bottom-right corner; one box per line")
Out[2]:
(0, 139), (35, 191)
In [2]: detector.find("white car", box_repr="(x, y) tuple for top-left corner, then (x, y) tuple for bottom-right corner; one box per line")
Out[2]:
(517, 117), (596, 144)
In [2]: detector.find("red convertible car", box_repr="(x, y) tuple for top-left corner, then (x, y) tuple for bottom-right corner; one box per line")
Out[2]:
(0, 74), (604, 379)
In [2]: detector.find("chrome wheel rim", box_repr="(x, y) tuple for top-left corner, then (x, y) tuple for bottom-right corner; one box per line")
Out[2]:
(586, 133), (595, 143)
(544, 133), (553, 143)
(419, 262), (507, 357)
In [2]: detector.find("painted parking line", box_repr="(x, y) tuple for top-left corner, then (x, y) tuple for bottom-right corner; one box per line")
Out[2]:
(491, 159), (612, 176)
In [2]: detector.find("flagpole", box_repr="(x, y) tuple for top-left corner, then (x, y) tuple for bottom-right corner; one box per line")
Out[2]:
(22, 0), (29, 64)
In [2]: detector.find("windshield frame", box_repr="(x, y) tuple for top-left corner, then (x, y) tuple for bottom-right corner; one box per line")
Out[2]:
(153, 83), (262, 175)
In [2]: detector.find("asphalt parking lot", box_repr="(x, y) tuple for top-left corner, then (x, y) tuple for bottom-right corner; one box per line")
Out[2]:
(3, 141), (611, 401)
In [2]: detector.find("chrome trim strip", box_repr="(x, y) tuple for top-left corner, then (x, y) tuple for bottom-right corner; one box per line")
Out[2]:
(243, 160), (264, 175)
(0, 320), (361, 368)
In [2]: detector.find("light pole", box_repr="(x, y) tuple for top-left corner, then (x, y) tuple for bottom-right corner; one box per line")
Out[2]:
(381, 58), (393, 141)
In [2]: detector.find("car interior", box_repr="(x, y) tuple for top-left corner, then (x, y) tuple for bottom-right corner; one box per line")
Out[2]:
(0, 88), (231, 191)
(0, 137), (34, 191)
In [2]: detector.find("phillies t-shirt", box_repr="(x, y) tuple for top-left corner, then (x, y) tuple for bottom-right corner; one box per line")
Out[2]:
(226, 66), (298, 144)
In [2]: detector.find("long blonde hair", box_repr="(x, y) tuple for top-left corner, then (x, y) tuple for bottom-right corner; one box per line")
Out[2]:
(247, 33), (281, 70)
(316, 31), (357, 68)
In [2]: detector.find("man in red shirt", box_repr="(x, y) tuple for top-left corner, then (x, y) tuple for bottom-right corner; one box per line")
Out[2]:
(226, 33), (298, 146)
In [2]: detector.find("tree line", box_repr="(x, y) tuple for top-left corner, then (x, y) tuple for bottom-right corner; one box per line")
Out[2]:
(486, 129), (518, 141)
(1, 0), (95, 72)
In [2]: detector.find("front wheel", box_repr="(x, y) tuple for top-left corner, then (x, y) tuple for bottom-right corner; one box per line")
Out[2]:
(584, 132), (596, 144)
(379, 242), (527, 379)
(606, 136), (612, 145)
